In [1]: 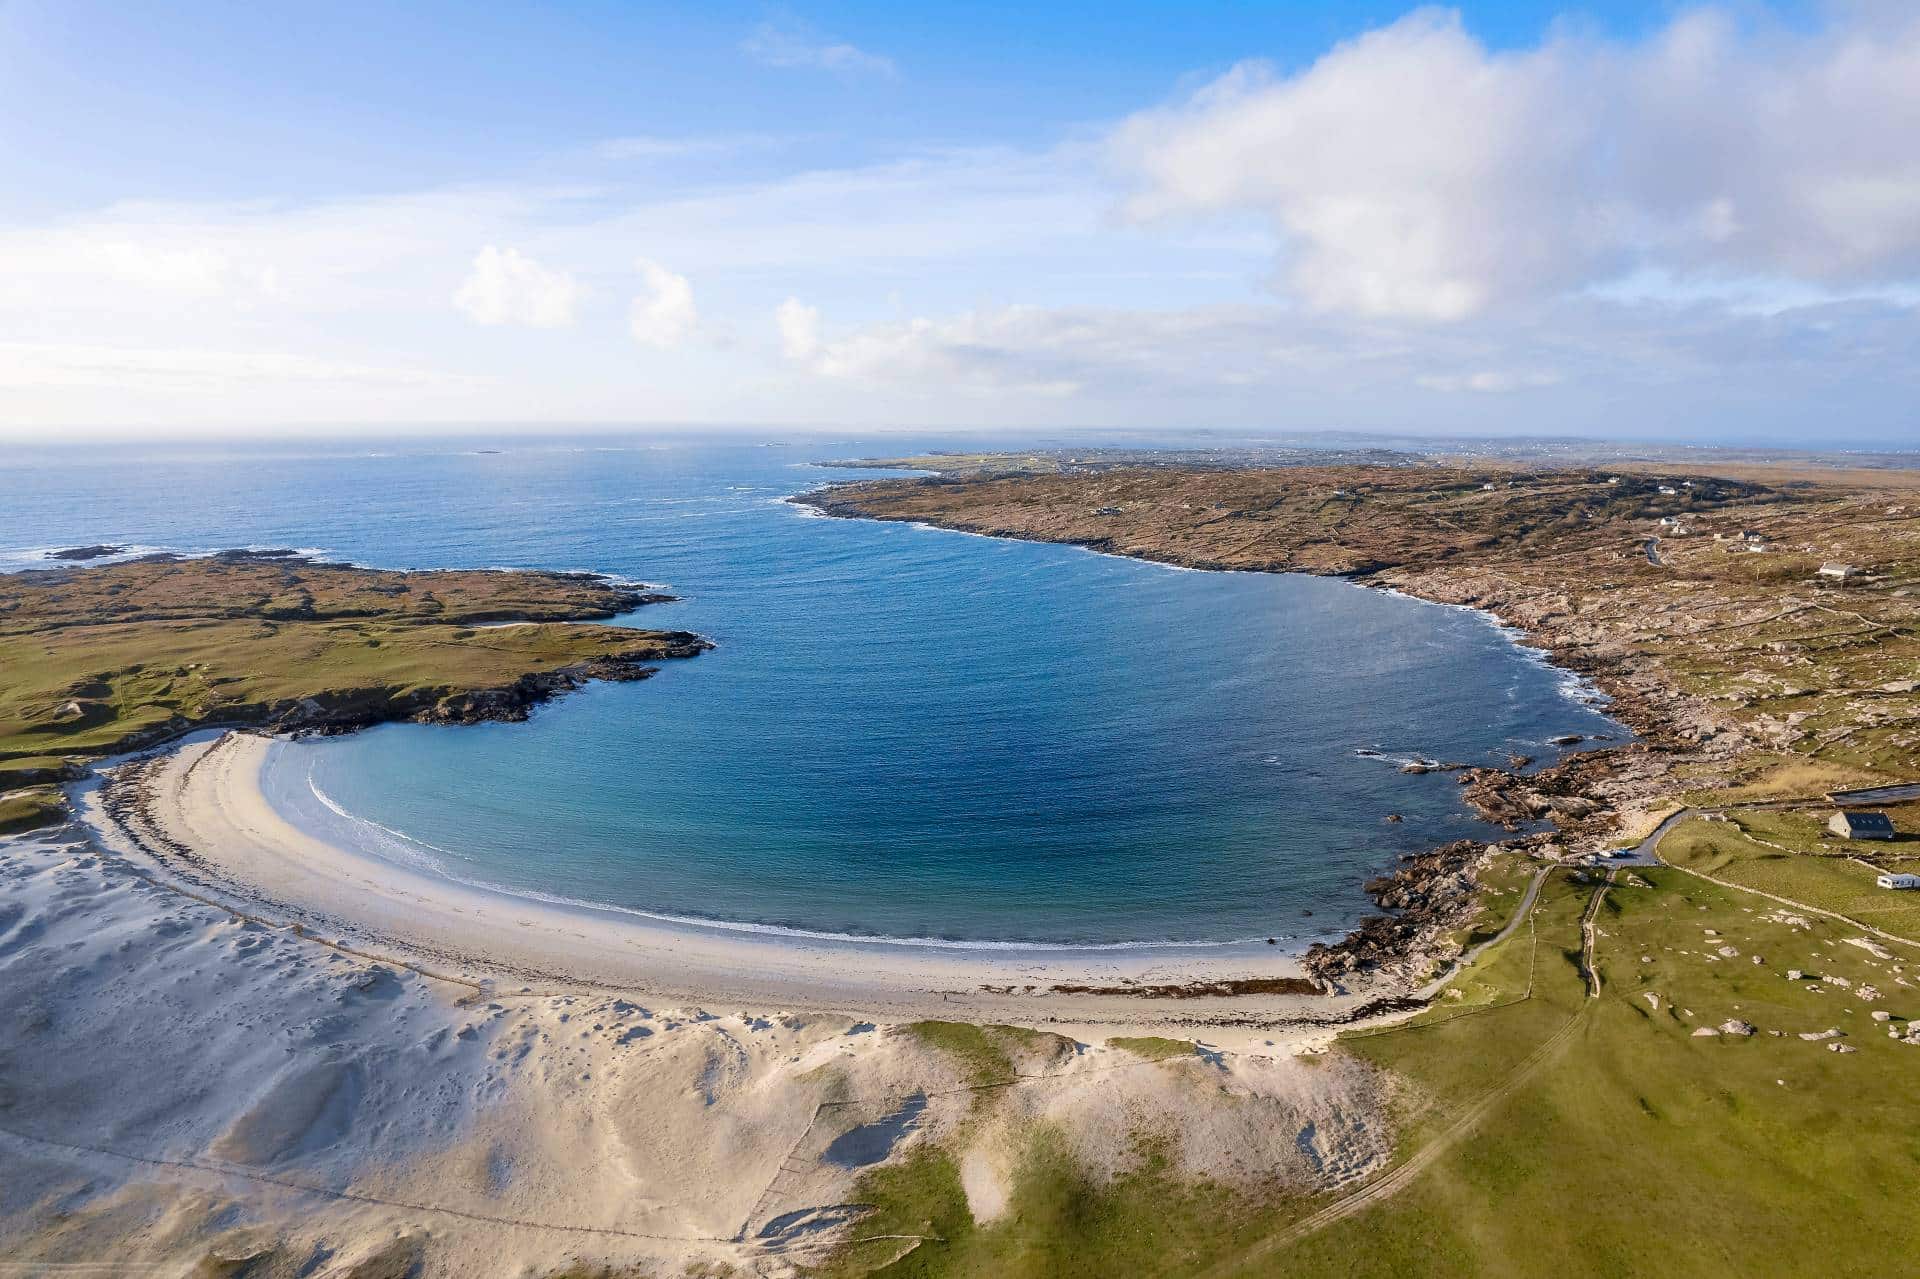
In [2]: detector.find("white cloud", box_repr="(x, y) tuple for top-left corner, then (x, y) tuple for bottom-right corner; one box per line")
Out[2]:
(1112, 7), (1920, 319)
(780, 293), (1919, 441)
(1416, 369), (1563, 394)
(453, 245), (580, 328)
(806, 308), (1080, 397)
(775, 296), (821, 360)
(1, 8), (1916, 442)
(742, 18), (896, 78)
(629, 258), (698, 348)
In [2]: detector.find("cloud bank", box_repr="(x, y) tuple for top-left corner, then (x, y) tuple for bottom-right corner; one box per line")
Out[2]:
(2, 5), (1916, 441)
(1111, 6), (1920, 319)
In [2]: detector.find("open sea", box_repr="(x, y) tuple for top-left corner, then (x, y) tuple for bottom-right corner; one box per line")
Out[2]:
(2, 434), (1622, 949)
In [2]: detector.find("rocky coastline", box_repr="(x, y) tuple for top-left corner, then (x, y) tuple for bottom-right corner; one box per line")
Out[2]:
(791, 480), (1734, 996)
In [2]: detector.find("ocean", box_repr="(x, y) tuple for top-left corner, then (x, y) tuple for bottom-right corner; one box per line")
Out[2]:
(3, 434), (1622, 948)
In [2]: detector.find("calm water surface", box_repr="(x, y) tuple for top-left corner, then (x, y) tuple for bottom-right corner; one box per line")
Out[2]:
(3, 436), (1621, 947)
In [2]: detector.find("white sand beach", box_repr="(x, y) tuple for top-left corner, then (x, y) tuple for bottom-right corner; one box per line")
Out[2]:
(0, 733), (1400, 1274)
(81, 731), (1378, 1037)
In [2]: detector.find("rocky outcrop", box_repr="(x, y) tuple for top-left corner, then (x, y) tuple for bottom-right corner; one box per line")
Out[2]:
(270, 635), (713, 737)
(1302, 839), (1491, 985)
(44, 544), (126, 561)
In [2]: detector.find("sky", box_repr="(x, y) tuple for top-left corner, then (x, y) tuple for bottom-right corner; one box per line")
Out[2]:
(1, 0), (1915, 445)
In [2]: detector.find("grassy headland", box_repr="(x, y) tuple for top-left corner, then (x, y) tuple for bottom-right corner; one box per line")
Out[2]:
(0, 550), (708, 796)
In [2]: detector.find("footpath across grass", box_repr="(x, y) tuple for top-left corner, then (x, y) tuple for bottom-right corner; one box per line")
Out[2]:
(1661, 817), (1920, 940)
(820, 867), (1920, 1278)
(1253, 867), (1920, 1277)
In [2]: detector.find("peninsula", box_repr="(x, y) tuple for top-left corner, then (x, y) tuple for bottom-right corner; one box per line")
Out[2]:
(0, 550), (709, 819)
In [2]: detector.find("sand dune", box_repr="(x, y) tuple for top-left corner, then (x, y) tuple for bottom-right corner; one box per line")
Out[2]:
(0, 736), (1399, 1273)
(0, 820), (1391, 1274)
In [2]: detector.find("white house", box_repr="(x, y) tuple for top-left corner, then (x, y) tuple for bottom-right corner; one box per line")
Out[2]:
(1818, 563), (1855, 581)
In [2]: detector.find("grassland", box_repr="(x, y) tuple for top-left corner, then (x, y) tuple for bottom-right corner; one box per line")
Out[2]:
(0, 786), (65, 833)
(821, 865), (1920, 1277)
(1661, 812), (1920, 938)
(0, 552), (707, 795)
(902, 1022), (1076, 1088)
(1105, 1036), (1199, 1062)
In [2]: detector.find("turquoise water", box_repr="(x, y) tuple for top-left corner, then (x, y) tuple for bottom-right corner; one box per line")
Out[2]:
(4, 436), (1621, 948)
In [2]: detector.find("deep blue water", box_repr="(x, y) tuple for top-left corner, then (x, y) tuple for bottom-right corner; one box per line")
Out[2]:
(2, 435), (1621, 947)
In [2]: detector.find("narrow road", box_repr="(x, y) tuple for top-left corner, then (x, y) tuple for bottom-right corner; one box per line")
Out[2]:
(1579, 870), (1614, 998)
(1415, 866), (1548, 999)
(1643, 536), (1663, 566)
(1619, 806), (1694, 865)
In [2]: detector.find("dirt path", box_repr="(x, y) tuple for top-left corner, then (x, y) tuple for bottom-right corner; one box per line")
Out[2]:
(1205, 874), (1608, 1274)
(1409, 867), (1549, 1003)
(1638, 805), (1920, 953)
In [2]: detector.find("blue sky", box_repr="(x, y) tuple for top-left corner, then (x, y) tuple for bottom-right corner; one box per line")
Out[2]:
(0, 1), (1912, 443)
(2, 1), (1813, 210)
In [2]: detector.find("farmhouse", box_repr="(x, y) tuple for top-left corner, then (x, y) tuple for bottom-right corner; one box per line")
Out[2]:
(1818, 562), (1855, 581)
(1830, 811), (1896, 840)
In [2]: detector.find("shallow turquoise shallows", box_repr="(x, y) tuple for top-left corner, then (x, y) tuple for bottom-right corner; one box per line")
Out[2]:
(4, 436), (1621, 948)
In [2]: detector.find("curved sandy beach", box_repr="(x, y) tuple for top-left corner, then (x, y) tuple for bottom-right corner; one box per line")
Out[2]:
(78, 730), (1386, 1036)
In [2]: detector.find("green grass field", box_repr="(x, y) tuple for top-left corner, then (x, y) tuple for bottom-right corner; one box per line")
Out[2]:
(1106, 1036), (1199, 1062)
(819, 868), (1920, 1278)
(0, 556), (700, 789)
(1661, 817), (1920, 939)
(0, 786), (65, 834)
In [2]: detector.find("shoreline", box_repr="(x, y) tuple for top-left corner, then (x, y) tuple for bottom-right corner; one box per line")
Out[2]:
(275, 738), (1349, 956)
(786, 480), (1705, 979)
(77, 731), (1402, 1041)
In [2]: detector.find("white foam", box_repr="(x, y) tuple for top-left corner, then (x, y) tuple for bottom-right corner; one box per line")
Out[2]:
(1372, 585), (1614, 712)
(304, 772), (459, 877)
